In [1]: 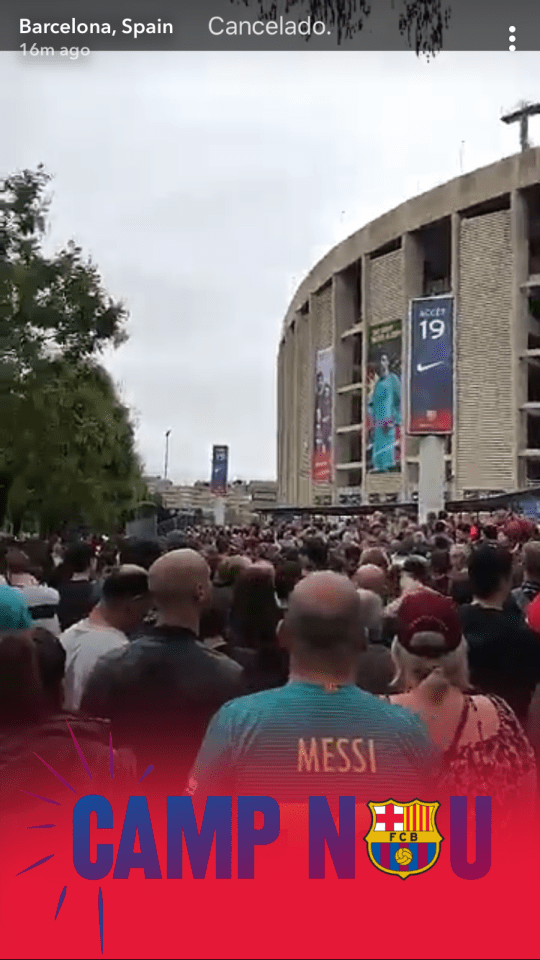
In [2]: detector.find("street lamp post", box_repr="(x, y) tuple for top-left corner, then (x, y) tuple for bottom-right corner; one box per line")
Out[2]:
(164, 430), (171, 480)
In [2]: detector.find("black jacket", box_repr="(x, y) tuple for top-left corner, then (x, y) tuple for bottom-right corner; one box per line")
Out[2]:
(511, 581), (540, 614)
(460, 603), (540, 722)
(211, 582), (234, 621)
(57, 579), (95, 631)
(0, 714), (134, 815)
(356, 644), (396, 696)
(226, 644), (289, 694)
(81, 625), (244, 792)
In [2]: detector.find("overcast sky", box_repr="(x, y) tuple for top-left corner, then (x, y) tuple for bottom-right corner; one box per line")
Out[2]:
(2, 51), (539, 482)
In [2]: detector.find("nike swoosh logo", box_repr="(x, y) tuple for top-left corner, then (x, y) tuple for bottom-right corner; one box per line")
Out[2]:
(417, 361), (443, 373)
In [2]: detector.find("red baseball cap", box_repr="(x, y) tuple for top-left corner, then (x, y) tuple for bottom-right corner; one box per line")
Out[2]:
(397, 591), (462, 653)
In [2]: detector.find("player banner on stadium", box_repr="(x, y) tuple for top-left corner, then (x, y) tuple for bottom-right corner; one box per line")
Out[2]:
(408, 295), (454, 434)
(312, 347), (334, 483)
(210, 444), (228, 495)
(366, 319), (402, 473)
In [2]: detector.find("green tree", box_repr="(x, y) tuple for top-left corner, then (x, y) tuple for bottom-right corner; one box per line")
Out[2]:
(0, 166), (143, 533)
(235, 0), (451, 52)
(0, 166), (127, 370)
(6, 361), (145, 536)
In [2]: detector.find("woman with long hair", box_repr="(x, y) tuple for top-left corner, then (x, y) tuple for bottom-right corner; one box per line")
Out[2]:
(384, 591), (536, 828)
(228, 563), (286, 692)
(0, 629), (134, 818)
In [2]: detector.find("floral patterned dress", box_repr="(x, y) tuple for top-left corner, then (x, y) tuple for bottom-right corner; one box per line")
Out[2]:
(438, 694), (536, 825)
(384, 693), (536, 828)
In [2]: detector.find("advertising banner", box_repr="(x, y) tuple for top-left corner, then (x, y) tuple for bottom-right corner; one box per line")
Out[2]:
(519, 497), (540, 520)
(312, 347), (333, 483)
(463, 489), (506, 500)
(210, 444), (228, 495)
(337, 486), (363, 506)
(408, 296), (454, 434)
(366, 320), (402, 473)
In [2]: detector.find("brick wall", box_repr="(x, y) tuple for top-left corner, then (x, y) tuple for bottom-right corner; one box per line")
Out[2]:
(368, 249), (405, 325)
(277, 343), (285, 502)
(311, 282), (333, 350)
(365, 249), (405, 497)
(283, 326), (295, 503)
(456, 210), (515, 493)
(296, 314), (311, 505)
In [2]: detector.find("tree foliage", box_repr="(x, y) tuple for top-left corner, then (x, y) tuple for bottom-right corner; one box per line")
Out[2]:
(6, 362), (145, 536)
(0, 166), (127, 379)
(0, 167), (143, 535)
(235, 0), (451, 52)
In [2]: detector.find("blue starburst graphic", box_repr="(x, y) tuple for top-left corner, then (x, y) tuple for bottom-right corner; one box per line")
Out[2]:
(16, 720), (153, 955)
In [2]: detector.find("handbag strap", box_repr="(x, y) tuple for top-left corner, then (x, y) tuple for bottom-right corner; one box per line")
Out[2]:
(443, 696), (471, 764)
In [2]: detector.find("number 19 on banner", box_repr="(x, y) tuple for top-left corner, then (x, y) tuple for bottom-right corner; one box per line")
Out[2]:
(408, 296), (454, 435)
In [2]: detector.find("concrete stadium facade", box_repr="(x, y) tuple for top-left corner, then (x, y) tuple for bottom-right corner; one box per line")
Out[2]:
(277, 149), (540, 508)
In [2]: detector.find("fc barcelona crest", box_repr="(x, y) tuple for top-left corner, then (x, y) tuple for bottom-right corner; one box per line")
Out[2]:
(364, 800), (443, 879)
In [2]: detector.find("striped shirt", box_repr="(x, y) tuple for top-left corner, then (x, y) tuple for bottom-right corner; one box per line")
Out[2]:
(189, 681), (438, 806)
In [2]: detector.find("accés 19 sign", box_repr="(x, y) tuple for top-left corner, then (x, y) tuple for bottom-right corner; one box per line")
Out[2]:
(408, 296), (454, 435)
(211, 445), (229, 495)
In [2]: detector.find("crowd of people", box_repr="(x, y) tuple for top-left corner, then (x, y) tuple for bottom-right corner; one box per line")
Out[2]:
(1, 508), (539, 829)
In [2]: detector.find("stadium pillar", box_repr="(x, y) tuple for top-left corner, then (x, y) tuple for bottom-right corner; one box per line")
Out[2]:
(214, 498), (225, 527)
(418, 435), (445, 524)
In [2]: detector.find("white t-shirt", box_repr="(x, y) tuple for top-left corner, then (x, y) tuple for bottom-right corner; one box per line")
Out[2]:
(60, 618), (128, 712)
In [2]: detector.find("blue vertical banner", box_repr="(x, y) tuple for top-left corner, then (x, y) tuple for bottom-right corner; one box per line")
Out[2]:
(408, 296), (454, 434)
(211, 445), (228, 495)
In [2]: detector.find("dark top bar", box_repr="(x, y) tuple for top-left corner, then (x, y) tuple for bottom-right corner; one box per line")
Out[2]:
(4, 0), (538, 52)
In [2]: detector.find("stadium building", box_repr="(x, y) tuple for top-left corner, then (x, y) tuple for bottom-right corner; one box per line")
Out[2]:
(277, 148), (540, 509)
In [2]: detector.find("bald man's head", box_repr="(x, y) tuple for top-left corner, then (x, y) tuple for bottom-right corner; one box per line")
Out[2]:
(289, 571), (359, 611)
(149, 549), (211, 614)
(281, 572), (367, 673)
(354, 563), (387, 598)
(360, 547), (389, 572)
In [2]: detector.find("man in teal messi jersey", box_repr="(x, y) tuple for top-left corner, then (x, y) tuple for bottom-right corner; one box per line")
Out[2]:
(188, 573), (438, 806)
(368, 353), (401, 472)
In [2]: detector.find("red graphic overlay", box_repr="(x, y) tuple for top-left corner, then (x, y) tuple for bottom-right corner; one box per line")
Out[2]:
(1, 742), (538, 959)
(1, 806), (539, 959)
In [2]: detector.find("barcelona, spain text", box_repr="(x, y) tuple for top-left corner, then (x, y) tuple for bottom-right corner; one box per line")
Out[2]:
(19, 19), (173, 38)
